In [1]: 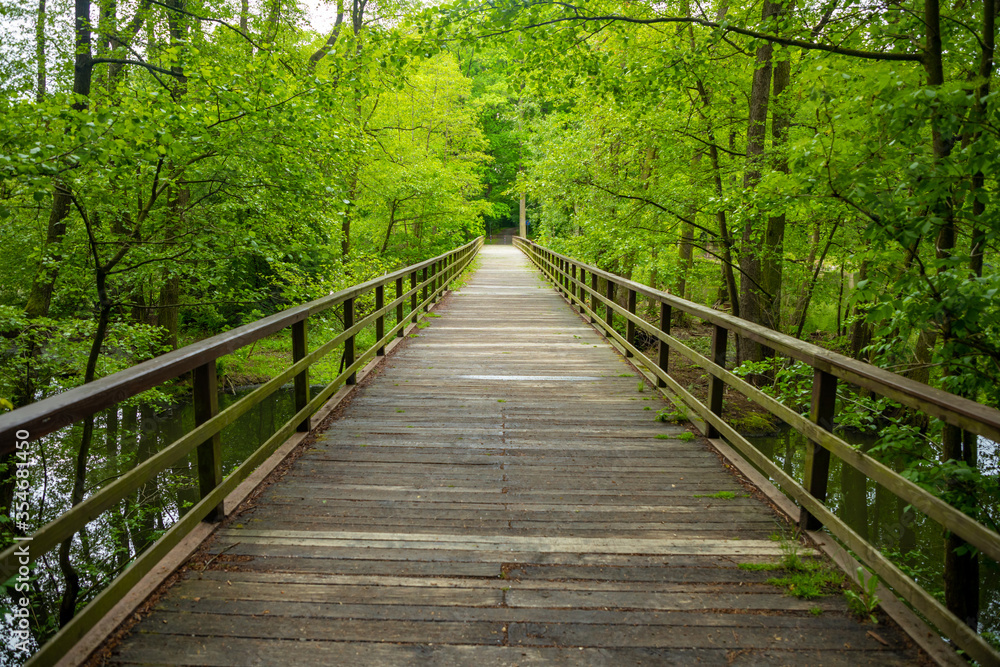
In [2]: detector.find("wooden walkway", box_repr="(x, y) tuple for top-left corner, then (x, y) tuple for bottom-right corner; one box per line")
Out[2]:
(103, 246), (923, 665)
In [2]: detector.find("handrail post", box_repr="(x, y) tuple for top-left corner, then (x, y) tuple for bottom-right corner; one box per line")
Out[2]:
(193, 361), (223, 522)
(800, 369), (837, 530)
(625, 289), (636, 357)
(590, 272), (598, 323)
(570, 264), (577, 304)
(422, 266), (429, 312)
(344, 297), (356, 385)
(706, 325), (727, 437)
(435, 259), (442, 299)
(410, 270), (418, 324)
(292, 319), (311, 432)
(375, 285), (385, 356)
(657, 302), (671, 388)
(604, 278), (615, 332)
(396, 276), (404, 338)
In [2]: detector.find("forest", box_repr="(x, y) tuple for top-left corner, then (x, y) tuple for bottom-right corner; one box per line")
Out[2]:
(0, 0), (997, 659)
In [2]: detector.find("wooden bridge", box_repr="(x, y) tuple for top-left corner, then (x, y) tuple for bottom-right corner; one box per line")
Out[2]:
(3, 240), (1000, 665)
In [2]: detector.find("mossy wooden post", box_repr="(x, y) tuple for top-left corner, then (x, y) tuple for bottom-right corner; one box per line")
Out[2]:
(625, 289), (637, 357)
(605, 278), (615, 333)
(706, 325), (727, 438)
(590, 273), (598, 324)
(800, 369), (837, 531)
(435, 259), (443, 298)
(570, 264), (578, 304)
(422, 266), (429, 312)
(410, 271), (418, 324)
(193, 361), (223, 521)
(344, 297), (356, 385)
(375, 285), (385, 356)
(396, 276), (404, 338)
(292, 320), (311, 432)
(657, 302), (671, 388)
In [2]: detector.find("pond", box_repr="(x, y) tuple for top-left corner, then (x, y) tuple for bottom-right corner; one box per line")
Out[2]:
(2, 383), (301, 664)
(746, 426), (1000, 639)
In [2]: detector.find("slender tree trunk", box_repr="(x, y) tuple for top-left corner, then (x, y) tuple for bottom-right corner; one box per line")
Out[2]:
(737, 0), (779, 365)
(35, 0), (46, 102)
(920, 0), (978, 629)
(793, 221), (839, 338)
(849, 260), (871, 360)
(761, 54), (791, 331)
(59, 276), (112, 625)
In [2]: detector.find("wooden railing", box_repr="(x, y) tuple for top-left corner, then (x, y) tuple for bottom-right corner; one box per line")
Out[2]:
(0, 237), (482, 665)
(514, 237), (1000, 665)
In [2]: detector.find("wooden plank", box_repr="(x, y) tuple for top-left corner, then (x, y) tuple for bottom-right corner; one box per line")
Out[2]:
(99, 245), (926, 667)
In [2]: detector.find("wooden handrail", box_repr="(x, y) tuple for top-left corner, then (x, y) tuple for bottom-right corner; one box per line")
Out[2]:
(0, 238), (482, 666)
(514, 236), (1000, 665)
(0, 241), (481, 452)
(515, 239), (1000, 443)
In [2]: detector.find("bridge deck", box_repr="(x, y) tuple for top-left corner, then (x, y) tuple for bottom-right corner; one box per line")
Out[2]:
(102, 246), (922, 665)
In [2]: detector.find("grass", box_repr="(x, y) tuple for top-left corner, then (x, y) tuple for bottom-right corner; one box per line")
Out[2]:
(654, 431), (696, 441)
(656, 408), (687, 423)
(694, 491), (737, 500)
(740, 532), (846, 600)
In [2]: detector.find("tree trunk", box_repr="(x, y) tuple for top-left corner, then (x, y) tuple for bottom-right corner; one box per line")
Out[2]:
(59, 275), (112, 625)
(35, 0), (46, 102)
(761, 54), (791, 331)
(737, 0), (779, 365)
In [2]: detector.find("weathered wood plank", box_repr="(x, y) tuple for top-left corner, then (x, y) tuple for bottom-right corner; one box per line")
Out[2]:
(103, 246), (923, 667)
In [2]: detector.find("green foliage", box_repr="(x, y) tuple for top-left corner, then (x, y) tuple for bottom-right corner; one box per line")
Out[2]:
(844, 567), (881, 623)
(656, 408), (687, 423)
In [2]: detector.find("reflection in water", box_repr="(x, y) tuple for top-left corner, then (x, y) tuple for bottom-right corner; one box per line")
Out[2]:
(747, 428), (1000, 639)
(2, 385), (299, 665)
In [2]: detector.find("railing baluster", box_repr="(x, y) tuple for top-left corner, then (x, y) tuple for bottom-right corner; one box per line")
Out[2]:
(292, 319), (311, 432)
(570, 264), (577, 304)
(706, 325), (727, 438)
(422, 266), (429, 312)
(625, 289), (636, 357)
(193, 361), (223, 522)
(590, 272), (598, 323)
(658, 301), (671, 388)
(375, 285), (385, 356)
(396, 276), (404, 338)
(410, 270), (418, 324)
(605, 278), (615, 332)
(344, 297), (356, 385)
(800, 369), (837, 531)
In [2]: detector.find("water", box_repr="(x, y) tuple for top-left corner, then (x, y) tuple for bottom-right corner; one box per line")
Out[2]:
(746, 427), (1000, 638)
(2, 384), (300, 664)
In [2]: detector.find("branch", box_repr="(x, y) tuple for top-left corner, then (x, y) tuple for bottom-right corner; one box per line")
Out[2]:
(308, 0), (346, 70)
(90, 58), (183, 79)
(470, 4), (924, 63)
(574, 178), (720, 239)
(118, 298), (263, 309)
(675, 130), (743, 157)
(147, 0), (269, 52)
(108, 246), (195, 275)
